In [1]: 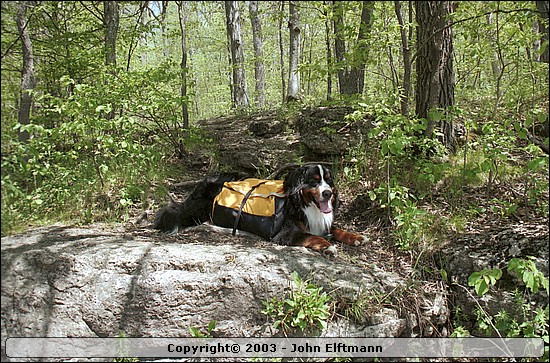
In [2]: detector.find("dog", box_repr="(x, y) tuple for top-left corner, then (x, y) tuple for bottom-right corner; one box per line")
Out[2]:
(153, 164), (366, 255)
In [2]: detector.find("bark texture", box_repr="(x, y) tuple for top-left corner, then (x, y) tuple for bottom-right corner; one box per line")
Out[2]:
(225, 1), (249, 109)
(415, 1), (457, 152)
(287, 1), (301, 101)
(16, 0), (35, 143)
(249, 1), (266, 108)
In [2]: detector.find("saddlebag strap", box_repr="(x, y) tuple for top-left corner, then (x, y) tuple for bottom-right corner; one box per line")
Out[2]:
(232, 181), (268, 236)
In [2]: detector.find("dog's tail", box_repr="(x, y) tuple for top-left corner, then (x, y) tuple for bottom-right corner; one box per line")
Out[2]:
(153, 173), (244, 234)
(153, 203), (185, 234)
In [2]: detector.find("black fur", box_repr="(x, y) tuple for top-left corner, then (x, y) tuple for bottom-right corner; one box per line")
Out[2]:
(153, 174), (241, 233)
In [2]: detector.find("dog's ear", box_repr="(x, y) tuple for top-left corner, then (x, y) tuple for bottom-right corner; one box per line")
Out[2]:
(283, 166), (308, 196)
(332, 188), (339, 213)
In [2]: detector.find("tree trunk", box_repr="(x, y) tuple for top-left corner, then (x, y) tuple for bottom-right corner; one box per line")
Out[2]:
(536, 1), (549, 63)
(249, 1), (266, 108)
(287, 1), (301, 102)
(415, 1), (457, 152)
(139, 3), (149, 67)
(333, 1), (348, 94)
(177, 1), (189, 130)
(160, 1), (169, 58)
(16, 0), (35, 144)
(333, 1), (373, 96)
(103, 1), (119, 67)
(323, 1), (333, 100)
(394, 1), (411, 117)
(224, 1), (249, 109)
(278, 1), (286, 102)
(486, 12), (502, 80)
(353, 1), (373, 95)
(103, 1), (119, 120)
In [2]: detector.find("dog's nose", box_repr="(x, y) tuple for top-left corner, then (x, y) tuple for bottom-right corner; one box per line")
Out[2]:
(322, 190), (332, 200)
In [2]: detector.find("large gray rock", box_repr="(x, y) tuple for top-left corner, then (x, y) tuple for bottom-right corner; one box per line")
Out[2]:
(293, 106), (372, 156)
(196, 106), (373, 173)
(1, 223), (435, 361)
(197, 112), (300, 173)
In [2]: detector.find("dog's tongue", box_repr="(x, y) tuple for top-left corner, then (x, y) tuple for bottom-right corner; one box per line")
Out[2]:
(319, 200), (332, 214)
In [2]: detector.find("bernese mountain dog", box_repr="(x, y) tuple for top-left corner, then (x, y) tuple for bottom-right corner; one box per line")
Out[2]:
(153, 164), (366, 255)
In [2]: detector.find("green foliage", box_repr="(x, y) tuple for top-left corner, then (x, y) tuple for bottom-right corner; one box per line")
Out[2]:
(114, 331), (139, 362)
(463, 259), (549, 361)
(450, 326), (471, 338)
(189, 320), (217, 338)
(467, 258), (549, 298)
(340, 288), (385, 323)
(507, 257), (549, 294)
(468, 268), (503, 297)
(368, 181), (428, 250)
(1, 110), (173, 235)
(1, 58), (209, 234)
(261, 271), (332, 335)
(368, 107), (429, 159)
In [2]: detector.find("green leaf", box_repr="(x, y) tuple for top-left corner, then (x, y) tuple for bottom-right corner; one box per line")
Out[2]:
(489, 268), (503, 280)
(468, 271), (481, 286)
(524, 273), (537, 293)
(284, 299), (295, 307)
(475, 279), (489, 296)
(99, 164), (109, 174)
(468, 269), (501, 296)
(188, 327), (203, 338)
(291, 271), (301, 285)
(381, 141), (389, 155)
(481, 160), (493, 172)
(207, 320), (216, 332)
(439, 269), (448, 282)
(527, 157), (547, 171)
(507, 258), (523, 271)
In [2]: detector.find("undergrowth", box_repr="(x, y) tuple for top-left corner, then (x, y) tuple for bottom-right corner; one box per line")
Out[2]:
(337, 102), (549, 253)
(453, 258), (549, 361)
(0, 125), (206, 236)
(262, 271), (332, 336)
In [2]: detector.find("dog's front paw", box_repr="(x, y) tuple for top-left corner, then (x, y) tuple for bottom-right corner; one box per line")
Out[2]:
(332, 228), (367, 247)
(353, 235), (368, 246)
(301, 235), (336, 255)
(323, 245), (338, 256)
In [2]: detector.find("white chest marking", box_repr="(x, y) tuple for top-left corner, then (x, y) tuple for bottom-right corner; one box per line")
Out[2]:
(304, 204), (333, 236)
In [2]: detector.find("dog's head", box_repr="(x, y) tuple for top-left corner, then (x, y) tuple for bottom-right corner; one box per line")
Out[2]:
(284, 164), (338, 214)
